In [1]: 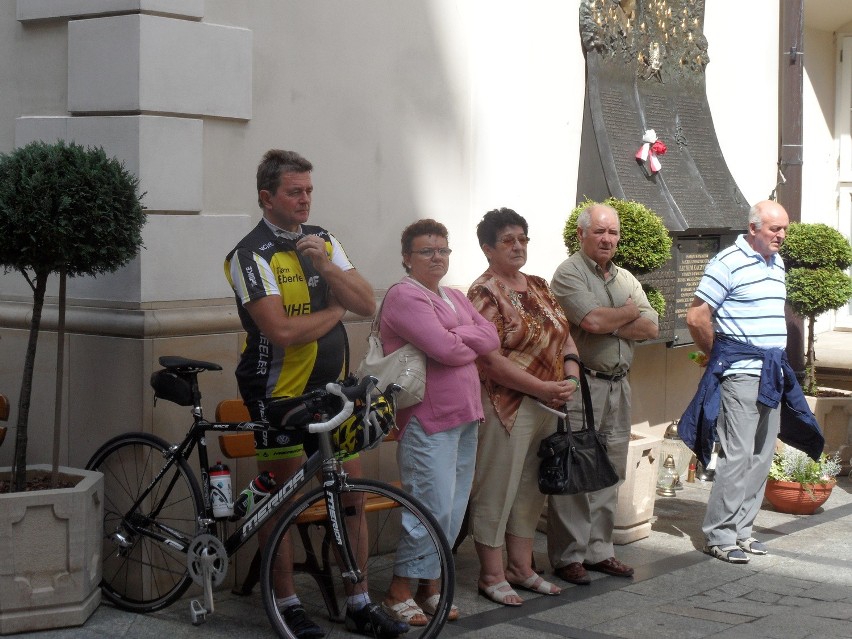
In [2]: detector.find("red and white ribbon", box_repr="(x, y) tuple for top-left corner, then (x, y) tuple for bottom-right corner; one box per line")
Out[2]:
(635, 129), (667, 173)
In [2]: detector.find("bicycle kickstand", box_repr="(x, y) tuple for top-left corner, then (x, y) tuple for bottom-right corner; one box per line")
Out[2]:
(190, 547), (218, 625)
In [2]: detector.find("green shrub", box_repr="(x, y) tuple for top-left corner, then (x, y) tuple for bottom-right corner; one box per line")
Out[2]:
(786, 267), (852, 318)
(778, 222), (852, 394)
(564, 197), (672, 274)
(645, 287), (666, 319)
(565, 198), (671, 320)
(779, 222), (852, 270)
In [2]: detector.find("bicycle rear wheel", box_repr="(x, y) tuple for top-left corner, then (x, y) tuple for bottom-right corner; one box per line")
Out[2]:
(86, 432), (203, 612)
(261, 479), (454, 639)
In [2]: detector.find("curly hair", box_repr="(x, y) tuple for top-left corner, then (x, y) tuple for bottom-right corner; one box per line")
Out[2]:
(400, 219), (448, 273)
(475, 207), (528, 247)
(256, 149), (313, 207)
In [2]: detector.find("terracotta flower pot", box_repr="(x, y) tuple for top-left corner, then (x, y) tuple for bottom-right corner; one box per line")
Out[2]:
(764, 478), (835, 515)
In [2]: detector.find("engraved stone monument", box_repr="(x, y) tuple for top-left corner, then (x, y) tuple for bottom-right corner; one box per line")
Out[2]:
(577, 0), (748, 345)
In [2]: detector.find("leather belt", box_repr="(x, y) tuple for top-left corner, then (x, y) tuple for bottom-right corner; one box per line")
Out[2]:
(583, 367), (628, 383)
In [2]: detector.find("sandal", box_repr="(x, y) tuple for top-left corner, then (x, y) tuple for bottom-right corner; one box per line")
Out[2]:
(477, 580), (523, 606)
(736, 537), (768, 555)
(417, 593), (459, 621)
(509, 573), (561, 596)
(704, 544), (749, 564)
(381, 598), (428, 626)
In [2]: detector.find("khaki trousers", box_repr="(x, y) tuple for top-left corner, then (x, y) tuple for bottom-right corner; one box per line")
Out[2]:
(547, 376), (632, 567)
(470, 393), (555, 547)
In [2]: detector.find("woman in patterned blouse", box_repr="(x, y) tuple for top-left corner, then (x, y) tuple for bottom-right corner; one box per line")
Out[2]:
(467, 207), (581, 607)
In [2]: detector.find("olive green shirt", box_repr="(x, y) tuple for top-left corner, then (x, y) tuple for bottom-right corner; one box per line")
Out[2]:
(550, 251), (658, 375)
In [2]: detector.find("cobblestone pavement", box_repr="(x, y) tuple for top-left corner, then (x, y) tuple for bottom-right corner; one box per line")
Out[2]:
(16, 476), (852, 639)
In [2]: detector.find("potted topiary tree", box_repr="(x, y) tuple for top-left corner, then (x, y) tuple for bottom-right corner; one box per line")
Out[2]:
(778, 222), (852, 395)
(0, 140), (145, 633)
(778, 222), (852, 476)
(565, 197), (672, 318)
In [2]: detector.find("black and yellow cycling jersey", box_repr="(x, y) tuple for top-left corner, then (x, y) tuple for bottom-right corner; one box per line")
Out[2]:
(225, 220), (351, 405)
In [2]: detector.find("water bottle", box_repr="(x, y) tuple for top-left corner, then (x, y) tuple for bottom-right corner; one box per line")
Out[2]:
(209, 461), (233, 519)
(229, 471), (276, 521)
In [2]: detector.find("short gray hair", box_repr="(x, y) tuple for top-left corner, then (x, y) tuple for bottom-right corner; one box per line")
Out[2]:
(577, 203), (618, 234)
(748, 204), (763, 229)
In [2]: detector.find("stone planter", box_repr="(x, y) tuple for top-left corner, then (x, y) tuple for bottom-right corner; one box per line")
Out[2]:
(805, 392), (852, 473)
(0, 465), (103, 635)
(613, 428), (663, 545)
(764, 478), (835, 515)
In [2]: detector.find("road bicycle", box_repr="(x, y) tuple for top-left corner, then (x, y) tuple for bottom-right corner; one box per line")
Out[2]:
(85, 355), (454, 638)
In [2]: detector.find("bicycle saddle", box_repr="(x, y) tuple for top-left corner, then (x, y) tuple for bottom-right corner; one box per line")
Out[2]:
(158, 356), (223, 372)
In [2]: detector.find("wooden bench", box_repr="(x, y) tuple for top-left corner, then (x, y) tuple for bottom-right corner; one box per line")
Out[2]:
(215, 399), (401, 620)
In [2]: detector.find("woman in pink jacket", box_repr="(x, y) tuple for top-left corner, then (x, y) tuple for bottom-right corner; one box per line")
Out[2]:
(379, 219), (499, 626)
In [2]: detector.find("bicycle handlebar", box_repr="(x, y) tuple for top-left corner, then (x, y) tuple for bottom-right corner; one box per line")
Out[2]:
(306, 375), (378, 434)
(339, 374), (378, 402)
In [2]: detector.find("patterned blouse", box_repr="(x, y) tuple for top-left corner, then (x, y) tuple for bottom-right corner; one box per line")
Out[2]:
(467, 270), (571, 433)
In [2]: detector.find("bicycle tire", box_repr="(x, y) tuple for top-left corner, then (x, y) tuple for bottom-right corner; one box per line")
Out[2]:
(86, 432), (204, 612)
(261, 479), (455, 639)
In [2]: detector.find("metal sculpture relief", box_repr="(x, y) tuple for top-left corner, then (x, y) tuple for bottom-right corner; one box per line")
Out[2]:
(579, 0), (709, 82)
(576, 0), (749, 344)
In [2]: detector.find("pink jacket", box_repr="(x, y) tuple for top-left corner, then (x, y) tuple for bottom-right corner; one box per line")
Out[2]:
(379, 279), (499, 436)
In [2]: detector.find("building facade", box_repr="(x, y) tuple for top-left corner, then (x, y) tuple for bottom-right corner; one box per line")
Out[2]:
(0, 0), (849, 471)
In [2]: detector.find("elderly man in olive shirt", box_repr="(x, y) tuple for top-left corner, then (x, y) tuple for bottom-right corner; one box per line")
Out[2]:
(547, 203), (659, 585)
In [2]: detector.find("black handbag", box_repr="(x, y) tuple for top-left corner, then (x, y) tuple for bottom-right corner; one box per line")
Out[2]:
(537, 371), (620, 495)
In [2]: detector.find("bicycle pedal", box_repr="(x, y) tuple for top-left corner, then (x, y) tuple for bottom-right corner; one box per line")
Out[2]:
(190, 599), (208, 625)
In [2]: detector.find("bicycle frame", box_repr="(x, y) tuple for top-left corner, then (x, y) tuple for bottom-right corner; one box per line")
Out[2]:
(122, 383), (370, 585)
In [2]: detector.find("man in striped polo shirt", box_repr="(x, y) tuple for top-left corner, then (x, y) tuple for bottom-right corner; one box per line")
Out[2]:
(685, 200), (790, 563)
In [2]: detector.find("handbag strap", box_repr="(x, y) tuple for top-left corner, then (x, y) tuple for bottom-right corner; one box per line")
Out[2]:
(577, 368), (597, 433)
(372, 279), (437, 336)
(370, 285), (395, 336)
(544, 366), (597, 437)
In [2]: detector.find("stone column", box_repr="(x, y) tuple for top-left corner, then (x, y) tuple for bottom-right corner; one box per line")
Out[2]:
(2, 1), (252, 467)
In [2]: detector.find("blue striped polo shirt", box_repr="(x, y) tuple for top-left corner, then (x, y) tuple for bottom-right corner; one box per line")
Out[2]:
(695, 234), (787, 375)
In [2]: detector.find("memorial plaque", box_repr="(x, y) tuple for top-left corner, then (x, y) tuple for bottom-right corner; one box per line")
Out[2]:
(578, 0), (748, 232)
(672, 236), (720, 345)
(579, 57), (679, 228)
(638, 259), (677, 342)
(637, 89), (706, 229)
(675, 94), (749, 227)
(576, 0), (749, 344)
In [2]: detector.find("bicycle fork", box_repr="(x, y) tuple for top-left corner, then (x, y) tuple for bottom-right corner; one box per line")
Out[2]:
(321, 464), (366, 586)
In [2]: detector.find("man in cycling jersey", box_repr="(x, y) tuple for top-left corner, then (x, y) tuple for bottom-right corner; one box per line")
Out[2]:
(225, 149), (407, 639)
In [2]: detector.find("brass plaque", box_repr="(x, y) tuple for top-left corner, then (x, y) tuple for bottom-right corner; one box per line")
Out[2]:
(673, 236), (721, 344)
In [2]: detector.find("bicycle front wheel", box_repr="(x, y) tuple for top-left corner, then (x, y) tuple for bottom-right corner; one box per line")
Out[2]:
(261, 479), (454, 639)
(86, 432), (203, 612)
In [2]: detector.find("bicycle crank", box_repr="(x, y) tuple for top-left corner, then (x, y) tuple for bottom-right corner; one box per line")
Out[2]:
(186, 534), (228, 624)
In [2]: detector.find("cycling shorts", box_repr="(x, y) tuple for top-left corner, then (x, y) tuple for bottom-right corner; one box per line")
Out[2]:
(246, 398), (358, 462)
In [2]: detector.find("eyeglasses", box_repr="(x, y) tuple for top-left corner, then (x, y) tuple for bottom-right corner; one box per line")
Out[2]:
(412, 248), (452, 258)
(498, 235), (530, 247)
